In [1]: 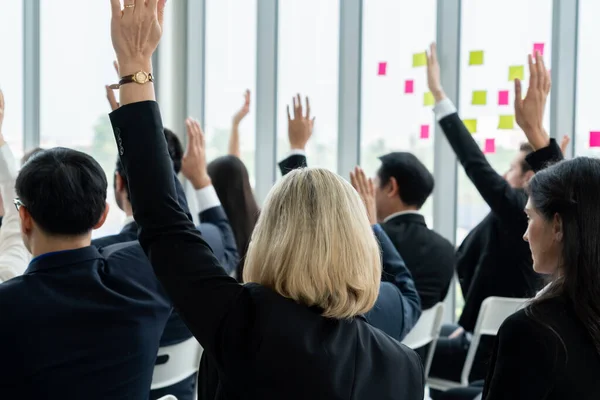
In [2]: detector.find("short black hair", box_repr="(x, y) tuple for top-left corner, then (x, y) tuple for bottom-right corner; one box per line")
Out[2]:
(377, 152), (434, 209)
(16, 147), (107, 236)
(116, 128), (183, 198)
(519, 142), (535, 173)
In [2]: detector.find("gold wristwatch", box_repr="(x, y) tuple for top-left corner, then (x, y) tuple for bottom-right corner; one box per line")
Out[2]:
(109, 71), (154, 89)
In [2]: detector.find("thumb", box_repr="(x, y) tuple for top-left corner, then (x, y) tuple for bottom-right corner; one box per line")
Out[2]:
(514, 79), (523, 108)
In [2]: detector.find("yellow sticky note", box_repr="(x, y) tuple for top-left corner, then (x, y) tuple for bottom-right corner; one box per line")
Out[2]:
(472, 90), (487, 105)
(463, 119), (478, 134)
(509, 66), (525, 81)
(498, 115), (515, 130)
(423, 92), (435, 106)
(413, 52), (427, 67)
(469, 51), (484, 65)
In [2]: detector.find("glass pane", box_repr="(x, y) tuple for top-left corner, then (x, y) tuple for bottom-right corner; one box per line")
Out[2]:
(575, 0), (600, 157)
(205, 0), (257, 184)
(361, 0), (437, 226)
(457, 0), (553, 244)
(0, 0), (23, 159)
(40, 0), (121, 238)
(277, 0), (339, 172)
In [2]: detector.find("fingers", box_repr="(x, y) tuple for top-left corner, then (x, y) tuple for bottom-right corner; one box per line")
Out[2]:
(350, 170), (357, 190)
(429, 42), (437, 65)
(113, 61), (120, 77)
(535, 51), (545, 91)
(514, 78), (522, 108)
(287, 105), (292, 122)
(527, 54), (538, 91)
(244, 89), (250, 105)
(157, 0), (167, 27)
(0, 89), (5, 111)
(367, 178), (375, 196)
(295, 94), (303, 119)
(148, 0), (159, 11)
(305, 97), (311, 120)
(105, 85), (120, 111)
(123, 0), (136, 14)
(110, 0), (122, 18)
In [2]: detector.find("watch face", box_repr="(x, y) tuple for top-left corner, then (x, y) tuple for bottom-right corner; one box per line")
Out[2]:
(135, 71), (148, 83)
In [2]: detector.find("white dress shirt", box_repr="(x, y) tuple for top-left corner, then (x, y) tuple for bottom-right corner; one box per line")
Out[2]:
(0, 144), (30, 282)
(195, 185), (221, 214)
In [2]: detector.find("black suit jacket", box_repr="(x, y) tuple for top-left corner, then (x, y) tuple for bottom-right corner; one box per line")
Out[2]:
(0, 244), (171, 399)
(483, 297), (600, 399)
(382, 213), (455, 309)
(438, 112), (561, 332)
(111, 101), (424, 400)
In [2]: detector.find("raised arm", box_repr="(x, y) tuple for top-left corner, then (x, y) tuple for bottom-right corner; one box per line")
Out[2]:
(109, 0), (245, 354)
(228, 89), (250, 158)
(278, 94), (312, 176)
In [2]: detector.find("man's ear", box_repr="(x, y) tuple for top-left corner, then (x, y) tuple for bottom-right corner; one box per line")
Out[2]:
(115, 172), (125, 192)
(19, 207), (33, 234)
(387, 177), (399, 198)
(93, 203), (110, 230)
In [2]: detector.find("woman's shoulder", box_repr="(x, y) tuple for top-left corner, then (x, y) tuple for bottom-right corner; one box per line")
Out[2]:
(499, 297), (570, 341)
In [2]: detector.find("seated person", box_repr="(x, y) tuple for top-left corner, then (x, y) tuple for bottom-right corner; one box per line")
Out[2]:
(0, 146), (171, 399)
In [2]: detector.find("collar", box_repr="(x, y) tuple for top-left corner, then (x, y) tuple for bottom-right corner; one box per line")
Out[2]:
(123, 215), (135, 228)
(383, 210), (424, 224)
(26, 246), (103, 275)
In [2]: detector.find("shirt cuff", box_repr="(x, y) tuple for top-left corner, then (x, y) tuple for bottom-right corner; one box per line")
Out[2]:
(0, 144), (18, 184)
(433, 97), (458, 122)
(195, 185), (221, 212)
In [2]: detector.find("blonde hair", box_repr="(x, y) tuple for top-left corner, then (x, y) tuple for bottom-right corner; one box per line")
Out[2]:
(243, 168), (381, 319)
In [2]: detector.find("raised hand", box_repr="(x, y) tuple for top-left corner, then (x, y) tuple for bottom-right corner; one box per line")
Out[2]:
(181, 118), (211, 190)
(426, 42), (446, 102)
(514, 51), (551, 150)
(350, 166), (377, 226)
(560, 135), (570, 155)
(232, 89), (251, 126)
(286, 94), (315, 151)
(105, 61), (121, 111)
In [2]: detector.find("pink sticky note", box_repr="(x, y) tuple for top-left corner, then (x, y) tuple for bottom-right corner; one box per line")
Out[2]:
(498, 90), (509, 106)
(590, 131), (600, 148)
(484, 138), (495, 154)
(533, 43), (545, 56)
(378, 62), (387, 76)
(420, 124), (430, 139)
(404, 80), (414, 94)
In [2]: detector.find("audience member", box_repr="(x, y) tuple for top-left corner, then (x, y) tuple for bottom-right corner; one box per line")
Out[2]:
(0, 145), (171, 397)
(107, 3), (424, 399)
(425, 43), (553, 385)
(481, 55), (600, 399)
(228, 89), (250, 158)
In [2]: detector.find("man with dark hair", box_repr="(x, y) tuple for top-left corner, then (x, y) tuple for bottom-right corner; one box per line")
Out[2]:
(374, 152), (455, 310)
(0, 147), (171, 398)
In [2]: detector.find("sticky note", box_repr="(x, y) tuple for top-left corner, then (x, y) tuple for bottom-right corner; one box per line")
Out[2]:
(404, 80), (414, 94)
(498, 115), (515, 130)
(423, 92), (435, 106)
(472, 91), (487, 105)
(378, 62), (387, 76)
(413, 52), (427, 67)
(509, 66), (525, 81)
(463, 119), (477, 134)
(469, 51), (484, 65)
(498, 90), (509, 105)
(484, 138), (496, 154)
(420, 124), (430, 139)
(533, 43), (545, 56)
(590, 131), (600, 148)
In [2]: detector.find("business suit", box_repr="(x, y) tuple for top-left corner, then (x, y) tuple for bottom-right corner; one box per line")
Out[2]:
(429, 99), (562, 383)
(0, 243), (171, 400)
(483, 297), (600, 399)
(111, 101), (424, 400)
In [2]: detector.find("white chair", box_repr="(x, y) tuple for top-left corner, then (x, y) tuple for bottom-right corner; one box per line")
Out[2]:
(151, 337), (204, 391)
(427, 296), (528, 392)
(157, 396), (178, 400)
(402, 302), (445, 378)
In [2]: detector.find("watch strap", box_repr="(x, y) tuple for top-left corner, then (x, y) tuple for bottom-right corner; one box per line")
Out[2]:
(118, 71), (154, 87)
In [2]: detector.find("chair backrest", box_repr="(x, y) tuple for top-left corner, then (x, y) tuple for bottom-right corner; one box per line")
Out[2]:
(402, 302), (445, 377)
(460, 296), (528, 385)
(156, 396), (178, 400)
(151, 337), (204, 390)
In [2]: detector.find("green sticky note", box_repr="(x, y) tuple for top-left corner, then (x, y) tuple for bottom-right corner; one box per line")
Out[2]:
(472, 90), (487, 105)
(469, 51), (484, 65)
(463, 119), (478, 134)
(498, 115), (515, 130)
(423, 92), (435, 106)
(509, 65), (525, 81)
(413, 52), (427, 67)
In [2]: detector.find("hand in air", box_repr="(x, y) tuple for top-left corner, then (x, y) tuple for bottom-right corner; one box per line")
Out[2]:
(350, 166), (377, 226)
(105, 61), (121, 111)
(426, 43), (445, 102)
(232, 90), (251, 126)
(559, 135), (570, 155)
(287, 94), (315, 151)
(182, 118), (211, 190)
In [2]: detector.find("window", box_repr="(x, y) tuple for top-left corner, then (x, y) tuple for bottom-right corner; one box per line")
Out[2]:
(457, 0), (553, 243)
(204, 0), (257, 183)
(361, 0), (437, 226)
(40, 0), (121, 238)
(277, 0), (339, 173)
(575, 0), (600, 157)
(0, 0), (23, 159)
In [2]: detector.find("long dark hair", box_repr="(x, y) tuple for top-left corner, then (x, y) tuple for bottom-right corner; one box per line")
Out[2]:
(527, 157), (600, 355)
(207, 156), (260, 280)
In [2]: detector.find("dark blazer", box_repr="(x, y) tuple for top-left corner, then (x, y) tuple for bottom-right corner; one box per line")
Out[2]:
(438, 113), (560, 332)
(483, 296), (600, 399)
(111, 101), (424, 400)
(0, 243), (171, 399)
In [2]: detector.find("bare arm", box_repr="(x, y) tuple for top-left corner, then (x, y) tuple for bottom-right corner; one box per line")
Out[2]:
(228, 89), (250, 158)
